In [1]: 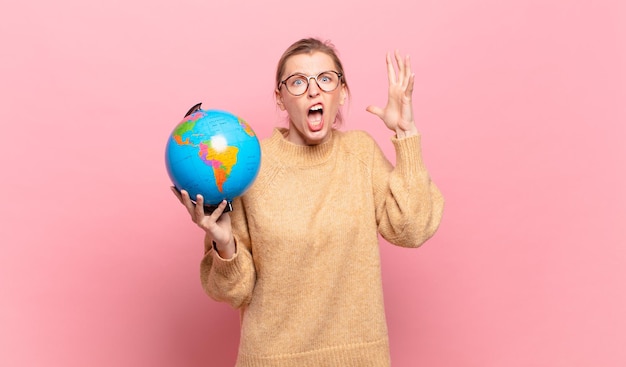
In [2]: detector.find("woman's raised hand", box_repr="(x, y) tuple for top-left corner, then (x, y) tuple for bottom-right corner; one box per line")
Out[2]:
(366, 50), (419, 138)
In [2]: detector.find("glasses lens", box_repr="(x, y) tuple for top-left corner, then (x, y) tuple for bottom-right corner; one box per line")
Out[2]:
(285, 75), (308, 96)
(316, 72), (339, 92)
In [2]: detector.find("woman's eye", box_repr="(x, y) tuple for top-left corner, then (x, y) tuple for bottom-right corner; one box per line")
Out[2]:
(291, 77), (306, 86)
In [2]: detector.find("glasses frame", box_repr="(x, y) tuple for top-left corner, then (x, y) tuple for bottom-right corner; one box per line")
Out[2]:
(278, 70), (343, 96)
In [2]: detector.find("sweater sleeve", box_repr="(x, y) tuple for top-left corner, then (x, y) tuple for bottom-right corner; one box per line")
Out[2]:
(372, 133), (445, 248)
(200, 197), (256, 309)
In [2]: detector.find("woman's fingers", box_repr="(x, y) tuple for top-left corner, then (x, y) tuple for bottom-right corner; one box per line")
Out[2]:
(195, 195), (230, 229)
(365, 104), (384, 118)
(195, 194), (207, 222)
(209, 200), (228, 221)
(386, 52), (396, 85)
(179, 190), (198, 220)
(406, 72), (415, 98)
(393, 51), (414, 91)
(403, 55), (413, 90)
(171, 186), (183, 203)
(394, 50), (405, 82)
(174, 188), (232, 243)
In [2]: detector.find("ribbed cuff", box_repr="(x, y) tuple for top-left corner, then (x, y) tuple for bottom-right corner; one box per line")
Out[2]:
(391, 133), (426, 176)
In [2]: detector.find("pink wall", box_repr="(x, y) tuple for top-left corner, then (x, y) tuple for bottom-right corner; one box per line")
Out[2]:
(1, 0), (624, 366)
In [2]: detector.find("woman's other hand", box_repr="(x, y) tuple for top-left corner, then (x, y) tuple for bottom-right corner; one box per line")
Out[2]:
(366, 50), (419, 138)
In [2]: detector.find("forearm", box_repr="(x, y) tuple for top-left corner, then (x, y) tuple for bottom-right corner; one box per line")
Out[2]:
(200, 235), (256, 309)
(376, 134), (445, 247)
(206, 233), (237, 260)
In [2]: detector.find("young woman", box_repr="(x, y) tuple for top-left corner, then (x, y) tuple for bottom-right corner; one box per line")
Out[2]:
(172, 38), (444, 367)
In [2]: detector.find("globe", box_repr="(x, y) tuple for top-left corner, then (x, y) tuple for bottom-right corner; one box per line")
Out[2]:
(165, 105), (261, 213)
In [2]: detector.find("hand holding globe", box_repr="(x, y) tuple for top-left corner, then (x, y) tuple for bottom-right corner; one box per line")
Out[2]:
(171, 187), (236, 257)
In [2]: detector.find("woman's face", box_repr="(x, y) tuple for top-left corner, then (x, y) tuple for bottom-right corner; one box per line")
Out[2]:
(275, 52), (346, 146)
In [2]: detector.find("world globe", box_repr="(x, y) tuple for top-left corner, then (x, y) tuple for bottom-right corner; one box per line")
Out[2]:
(165, 104), (261, 213)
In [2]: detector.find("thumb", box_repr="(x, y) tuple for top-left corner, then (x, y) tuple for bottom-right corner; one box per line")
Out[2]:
(366, 105), (384, 118)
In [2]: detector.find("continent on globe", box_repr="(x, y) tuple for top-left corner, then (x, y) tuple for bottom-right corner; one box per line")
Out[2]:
(198, 141), (238, 193)
(172, 110), (206, 146)
(238, 117), (256, 137)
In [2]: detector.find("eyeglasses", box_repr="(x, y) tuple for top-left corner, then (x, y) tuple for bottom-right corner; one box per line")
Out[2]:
(278, 70), (343, 96)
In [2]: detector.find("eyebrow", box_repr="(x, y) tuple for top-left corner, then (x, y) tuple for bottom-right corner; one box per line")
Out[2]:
(285, 70), (335, 77)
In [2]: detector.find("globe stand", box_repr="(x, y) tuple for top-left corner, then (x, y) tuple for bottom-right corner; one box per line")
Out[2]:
(203, 201), (233, 215)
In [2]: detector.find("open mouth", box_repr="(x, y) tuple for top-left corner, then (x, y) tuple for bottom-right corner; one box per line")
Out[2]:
(307, 105), (323, 129)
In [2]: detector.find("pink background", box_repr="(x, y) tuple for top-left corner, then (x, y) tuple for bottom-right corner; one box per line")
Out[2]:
(1, 0), (625, 366)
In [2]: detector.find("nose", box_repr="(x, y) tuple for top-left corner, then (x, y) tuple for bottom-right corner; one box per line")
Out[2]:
(307, 76), (320, 97)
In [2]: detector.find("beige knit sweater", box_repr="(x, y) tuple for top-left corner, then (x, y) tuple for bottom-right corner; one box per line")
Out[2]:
(200, 128), (444, 367)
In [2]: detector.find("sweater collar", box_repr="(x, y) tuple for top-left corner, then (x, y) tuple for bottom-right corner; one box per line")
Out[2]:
(266, 128), (336, 167)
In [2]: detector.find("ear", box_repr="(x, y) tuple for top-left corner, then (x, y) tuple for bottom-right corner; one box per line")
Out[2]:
(275, 89), (286, 111)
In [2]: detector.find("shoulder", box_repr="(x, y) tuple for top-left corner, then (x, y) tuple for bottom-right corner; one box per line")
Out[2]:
(260, 128), (284, 148)
(258, 129), (284, 163)
(250, 130), (286, 193)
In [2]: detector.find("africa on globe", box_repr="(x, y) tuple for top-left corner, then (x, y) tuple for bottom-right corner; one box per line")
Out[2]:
(165, 104), (261, 213)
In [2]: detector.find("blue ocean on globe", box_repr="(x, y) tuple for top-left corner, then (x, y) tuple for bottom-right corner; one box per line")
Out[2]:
(165, 108), (261, 206)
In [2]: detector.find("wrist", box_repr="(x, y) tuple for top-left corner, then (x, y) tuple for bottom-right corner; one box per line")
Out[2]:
(212, 237), (236, 259)
(395, 125), (419, 138)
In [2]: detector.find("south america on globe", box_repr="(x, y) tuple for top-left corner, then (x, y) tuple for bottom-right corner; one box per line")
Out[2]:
(165, 104), (261, 213)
